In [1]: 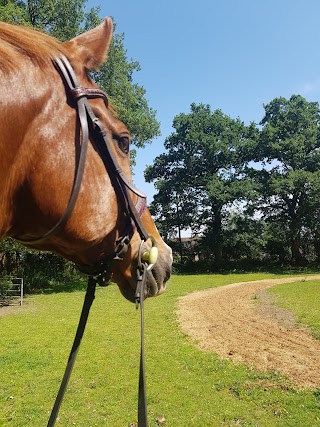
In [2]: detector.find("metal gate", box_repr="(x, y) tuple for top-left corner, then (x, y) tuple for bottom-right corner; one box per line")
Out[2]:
(0, 277), (23, 306)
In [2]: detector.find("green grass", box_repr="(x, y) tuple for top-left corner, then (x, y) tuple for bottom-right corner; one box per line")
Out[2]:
(0, 272), (319, 426)
(268, 279), (320, 340)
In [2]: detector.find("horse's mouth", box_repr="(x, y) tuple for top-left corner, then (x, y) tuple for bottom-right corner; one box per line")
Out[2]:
(145, 267), (168, 298)
(116, 262), (170, 303)
(114, 244), (172, 303)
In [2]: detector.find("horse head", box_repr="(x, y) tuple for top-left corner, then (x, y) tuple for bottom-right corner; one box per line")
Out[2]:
(0, 18), (172, 302)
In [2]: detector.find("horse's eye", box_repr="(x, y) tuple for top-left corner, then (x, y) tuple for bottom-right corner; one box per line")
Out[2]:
(117, 136), (130, 154)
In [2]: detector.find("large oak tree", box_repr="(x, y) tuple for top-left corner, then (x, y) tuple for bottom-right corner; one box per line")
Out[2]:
(145, 103), (257, 268)
(249, 95), (320, 265)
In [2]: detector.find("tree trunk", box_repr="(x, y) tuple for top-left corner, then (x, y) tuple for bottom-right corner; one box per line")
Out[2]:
(290, 222), (308, 266)
(214, 245), (223, 269)
(313, 234), (320, 263)
(211, 204), (224, 270)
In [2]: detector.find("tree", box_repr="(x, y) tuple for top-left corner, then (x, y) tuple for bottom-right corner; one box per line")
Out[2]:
(0, 0), (85, 39)
(92, 29), (160, 148)
(250, 95), (320, 265)
(0, 238), (81, 291)
(145, 103), (257, 269)
(221, 212), (266, 266)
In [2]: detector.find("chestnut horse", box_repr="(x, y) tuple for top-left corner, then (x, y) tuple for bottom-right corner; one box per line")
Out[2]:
(0, 18), (172, 302)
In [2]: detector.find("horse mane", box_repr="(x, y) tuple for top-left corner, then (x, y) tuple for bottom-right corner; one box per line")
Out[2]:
(0, 22), (68, 71)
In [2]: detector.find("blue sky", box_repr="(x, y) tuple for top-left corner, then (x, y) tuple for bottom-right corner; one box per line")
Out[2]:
(87, 0), (320, 201)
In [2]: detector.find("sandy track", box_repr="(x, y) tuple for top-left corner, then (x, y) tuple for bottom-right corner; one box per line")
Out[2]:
(177, 276), (320, 389)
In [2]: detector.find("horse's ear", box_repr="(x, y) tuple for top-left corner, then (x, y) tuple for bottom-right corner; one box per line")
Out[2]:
(64, 17), (113, 70)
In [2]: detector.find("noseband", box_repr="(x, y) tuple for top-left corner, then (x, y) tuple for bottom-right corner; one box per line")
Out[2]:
(16, 54), (153, 284)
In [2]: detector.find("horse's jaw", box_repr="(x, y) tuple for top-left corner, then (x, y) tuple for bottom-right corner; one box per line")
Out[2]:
(117, 281), (167, 304)
(114, 257), (171, 303)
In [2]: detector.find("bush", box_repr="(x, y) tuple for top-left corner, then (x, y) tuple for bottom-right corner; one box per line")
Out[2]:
(0, 276), (11, 300)
(16, 252), (82, 292)
(1, 238), (82, 293)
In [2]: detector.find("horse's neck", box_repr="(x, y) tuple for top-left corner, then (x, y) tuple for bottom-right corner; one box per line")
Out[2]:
(0, 70), (51, 239)
(0, 88), (115, 251)
(0, 65), (122, 261)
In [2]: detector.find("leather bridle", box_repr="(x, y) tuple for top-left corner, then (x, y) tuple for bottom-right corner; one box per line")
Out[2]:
(18, 54), (156, 427)
(16, 54), (155, 284)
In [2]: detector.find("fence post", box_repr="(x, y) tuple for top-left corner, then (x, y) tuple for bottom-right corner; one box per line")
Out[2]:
(19, 278), (23, 306)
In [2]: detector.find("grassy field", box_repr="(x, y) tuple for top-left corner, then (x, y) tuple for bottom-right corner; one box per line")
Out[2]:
(268, 278), (320, 340)
(0, 272), (319, 426)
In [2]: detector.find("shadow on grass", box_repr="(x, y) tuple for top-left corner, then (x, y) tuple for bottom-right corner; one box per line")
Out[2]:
(34, 278), (89, 295)
(28, 265), (320, 295)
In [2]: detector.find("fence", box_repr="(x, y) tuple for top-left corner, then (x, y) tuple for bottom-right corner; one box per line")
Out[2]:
(0, 277), (24, 306)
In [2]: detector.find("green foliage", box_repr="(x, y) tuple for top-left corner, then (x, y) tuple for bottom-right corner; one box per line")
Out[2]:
(0, 275), (11, 299)
(0, 0), (85, 39)
(146, 103), (258, 268)
(147, 96), (320, 271)
(221, 213), (266, 264)
(27, 0), (86, 40)
(263, 220), (291, 264)
(249, 95), (320, 266)
(93, 29), (160, 147)
(0, 238), (81, 292)
(0, 0), (30, 25)
(17, 252), (81, 292)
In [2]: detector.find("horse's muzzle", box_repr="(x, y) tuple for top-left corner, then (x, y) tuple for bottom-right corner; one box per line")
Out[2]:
(145, 245), (172, 298)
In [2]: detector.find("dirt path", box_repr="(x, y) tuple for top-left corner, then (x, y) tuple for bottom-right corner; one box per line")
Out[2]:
(0, 300), (34, 316)
(177, 276), (320, 389)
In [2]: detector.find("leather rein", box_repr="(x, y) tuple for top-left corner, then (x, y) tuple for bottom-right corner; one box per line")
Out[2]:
(18, 54), (154, 427)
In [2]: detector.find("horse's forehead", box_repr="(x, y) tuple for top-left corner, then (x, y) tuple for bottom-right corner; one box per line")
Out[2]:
(108, 115), (130, 135)
(88, 100), (129, 139)
(58, 65), (129, 137)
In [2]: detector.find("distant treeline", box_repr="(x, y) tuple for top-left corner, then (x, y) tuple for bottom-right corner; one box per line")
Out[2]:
(146, 96), (320, 271)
